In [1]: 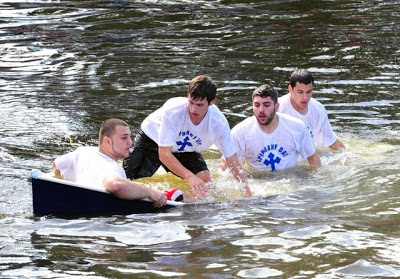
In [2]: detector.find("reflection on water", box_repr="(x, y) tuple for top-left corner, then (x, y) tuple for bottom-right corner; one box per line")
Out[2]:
(0, 0), (399, 278)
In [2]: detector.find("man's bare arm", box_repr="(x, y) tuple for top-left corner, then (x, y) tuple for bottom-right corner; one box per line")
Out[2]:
(158, 146), (207, 197)
(307, 152), (322, 169)
(329, 139), (345, 150)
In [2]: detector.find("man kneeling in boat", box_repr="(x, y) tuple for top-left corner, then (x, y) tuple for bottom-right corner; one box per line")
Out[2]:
(52, 118), (167, 208)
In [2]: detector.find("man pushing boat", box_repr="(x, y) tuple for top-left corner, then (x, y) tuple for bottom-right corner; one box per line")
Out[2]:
(123, 75), (252, 199)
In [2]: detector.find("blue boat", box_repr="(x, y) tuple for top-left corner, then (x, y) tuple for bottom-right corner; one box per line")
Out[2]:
(30, 172), (182, 217)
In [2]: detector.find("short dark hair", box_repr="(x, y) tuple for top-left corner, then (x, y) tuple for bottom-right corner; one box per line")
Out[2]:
(99, 118), (129, 144)
(252, 84), (278, 104)
(188, 75), (217, 104)
(289, 69), (315, 88)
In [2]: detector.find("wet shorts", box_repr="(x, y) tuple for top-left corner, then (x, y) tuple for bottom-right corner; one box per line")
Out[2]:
(123, 129), (208, 180)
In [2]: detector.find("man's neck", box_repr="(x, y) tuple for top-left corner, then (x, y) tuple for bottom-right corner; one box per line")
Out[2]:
(189, 109), (208, 125)
(258, 115), (279, 134)
(98, 146), (118, 162)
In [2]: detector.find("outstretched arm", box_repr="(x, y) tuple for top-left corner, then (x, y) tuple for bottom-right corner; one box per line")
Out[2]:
(307, 152), (322, 169)
(103, 175), (167, 208)
(158, 146), (208, 198)
(224, 153), (252, 197)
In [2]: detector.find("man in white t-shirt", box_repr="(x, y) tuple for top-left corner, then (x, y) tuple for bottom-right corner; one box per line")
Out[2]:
(279, 69), (345, 150)
(222, 84), (321, 172)
(123, 75), (251, 198)
(52, 118), (167, 208)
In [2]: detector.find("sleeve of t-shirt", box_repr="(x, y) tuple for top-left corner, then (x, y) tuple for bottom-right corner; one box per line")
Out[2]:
(230, 124), (244, 164)
(299, 125), (317, 159)
(158, 112), (178, 147)
(315, 117), (338, 147)
(214, 121), (237, 159)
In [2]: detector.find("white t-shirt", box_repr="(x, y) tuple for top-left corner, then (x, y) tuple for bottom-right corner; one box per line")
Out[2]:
(231, 113), (316, 172)
(141, 97), (236, 158)
(278, 93), (338, 147)
(54, 146), (127, 190)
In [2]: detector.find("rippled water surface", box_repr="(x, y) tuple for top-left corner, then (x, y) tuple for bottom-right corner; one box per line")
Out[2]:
(0, 1), (399, 278)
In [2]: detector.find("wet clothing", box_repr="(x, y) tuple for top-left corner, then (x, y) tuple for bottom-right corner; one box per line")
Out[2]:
(278, 93), (338, 147)
(124, 97), (236, 179)
(123, 130), (208, 179)
(54, 146), (126, 190)
(231, 113), (316, 172)
(141, 97), (235, 155)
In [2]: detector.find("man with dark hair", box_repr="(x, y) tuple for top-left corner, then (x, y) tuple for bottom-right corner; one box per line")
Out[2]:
(124, 75), (251, 198)
(279, 69), (345, 150)
(222, 84), (321, 173)
(52, 118), (167, 208)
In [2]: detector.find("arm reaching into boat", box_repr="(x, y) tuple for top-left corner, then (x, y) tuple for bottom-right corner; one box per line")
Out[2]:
(103, 175), (166, 208)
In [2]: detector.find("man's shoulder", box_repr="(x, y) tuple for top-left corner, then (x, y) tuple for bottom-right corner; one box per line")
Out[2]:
(163, 97), (187, 110)
(208, 104), (229, 126)
(208, 103), (224, 115)
(278, 93), (290, 101)
(233, 116), (255, 131)
(76, 146), (97, 154)
(279, 112), (303, 122)
(78, 147), (113, 162)
(277, 93), (291, 111)
(160, 97), (188, 119)
(165, 96), (187, 104)
(309, 98), (328, 115)
(278, 113), (308, 130)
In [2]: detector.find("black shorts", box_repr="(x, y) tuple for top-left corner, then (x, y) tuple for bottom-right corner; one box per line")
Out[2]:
(123, 129), (208, 180)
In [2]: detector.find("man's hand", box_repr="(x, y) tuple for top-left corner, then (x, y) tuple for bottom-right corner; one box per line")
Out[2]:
(104, 175), (168, 208)
(159, 146), (208, 198)
(187, 175), (208, 198)
(149, 189), (167, 208)
(51, 161), (61, 178)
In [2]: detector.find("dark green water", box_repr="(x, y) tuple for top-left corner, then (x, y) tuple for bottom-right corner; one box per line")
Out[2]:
(0, 1), (399, 278)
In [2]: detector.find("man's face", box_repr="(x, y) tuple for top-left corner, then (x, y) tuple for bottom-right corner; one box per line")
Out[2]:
(252, 96), (278, 126)
(288, 82), (313, 113)
(188, 95), (214, 124)
(110, 125), (132, 160)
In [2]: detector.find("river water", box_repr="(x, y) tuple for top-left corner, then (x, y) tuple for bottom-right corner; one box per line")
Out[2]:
(0, 0), (399, 278)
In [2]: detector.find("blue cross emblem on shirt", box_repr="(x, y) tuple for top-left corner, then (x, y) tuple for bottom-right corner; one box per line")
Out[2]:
(263, 152), (281, 171)
(176, 136), (193, 151)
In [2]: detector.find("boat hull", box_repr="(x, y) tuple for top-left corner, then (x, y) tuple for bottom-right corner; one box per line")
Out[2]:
(31, 175), (179, 217)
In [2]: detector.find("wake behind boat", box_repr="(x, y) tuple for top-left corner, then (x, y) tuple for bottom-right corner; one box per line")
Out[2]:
(30, 171), (183, 218)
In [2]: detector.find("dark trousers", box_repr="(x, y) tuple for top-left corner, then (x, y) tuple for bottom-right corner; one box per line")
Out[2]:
(123, 130), (208, 180)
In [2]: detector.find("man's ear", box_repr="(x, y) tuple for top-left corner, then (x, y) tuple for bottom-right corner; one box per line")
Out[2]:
(210, 98), (217, 106)
(104, 135), (112, 147)
(276, 102), (280, 111)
